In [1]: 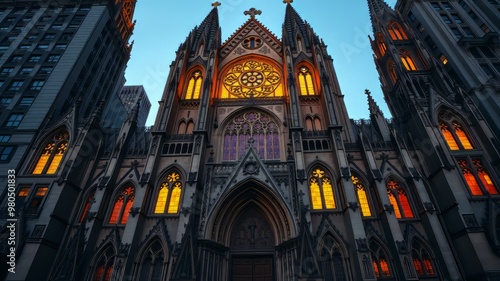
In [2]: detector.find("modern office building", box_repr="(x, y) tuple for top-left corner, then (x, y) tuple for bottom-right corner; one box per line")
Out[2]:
(1, 0), (500, 280)
(118, 85), (151, 127)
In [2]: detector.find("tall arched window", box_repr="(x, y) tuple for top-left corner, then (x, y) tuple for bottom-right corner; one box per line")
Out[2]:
(388, 60), (397, 83)
(438, 112), (474, 150)
(79, 191), (95, 223)
(298, 67), (315, 95)
(138, 240), (165, 281)
(320, 234), (347, 281)
(185, 70), (203, 99)
(309, 168), (336, 210)
(305, 117), (314, 131)
(370, 240), (392, 278)
(186, 121), (194, 134)
(154, 171), (183, 214)
(458, 158), (499, 196)
(93, 245), (115, 281)
(386, 179), (414, 219)
(109, 186), (135, 224)
(223, 111), (280, 161)
(377, 33), (387, 57)
(388, 22), (408, 40)
(352, 175), (372, 217)
(400, 50), (418, 71)
(412, 240), (436, 277)
(33, 130), (69, 174)
(177, 121), (186, 134)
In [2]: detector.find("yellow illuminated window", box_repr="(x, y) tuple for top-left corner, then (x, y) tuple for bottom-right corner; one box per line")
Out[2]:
(440, 54), (448, 65)
(439, 112), (475, 151)
(440, 123), (459, 150)
(352, 176), (372, 217)
(185, 70), (202, 99)
(309, 168), (336, 210)
(400, 51), (418, 71)
(388, 22), (408, 40)
(32, 130), (69, 175)
(154, 171), (183, 214)
(453, 122), (473, 149)
(298, 67), (315, 95)
(221, 60), (283, 99)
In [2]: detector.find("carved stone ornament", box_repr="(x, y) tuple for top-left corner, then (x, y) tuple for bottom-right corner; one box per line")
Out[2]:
(87, 211), (97, 222)
(356, 238), (368, 252)
(130, 207), (140, 217)
(396, 240), (408, 254)
(384, 204), (394, 214)
(348, 202), (359, 212)
(243, 157), (260, 175)
(422, 202), (435, 214)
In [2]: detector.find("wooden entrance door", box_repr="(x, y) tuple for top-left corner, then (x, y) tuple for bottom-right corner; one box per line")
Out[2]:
(232, 256), (273, 281)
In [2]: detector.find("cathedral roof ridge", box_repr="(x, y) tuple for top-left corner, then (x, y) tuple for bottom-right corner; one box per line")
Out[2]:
(220, 17), (282, 50)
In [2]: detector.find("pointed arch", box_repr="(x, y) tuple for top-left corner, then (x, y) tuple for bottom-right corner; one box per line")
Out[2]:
(153, 170), (183, 214)
(184, 69), (203, 100)
(221, 109), (281, 161)
(386, 178), (414, 219)
(438, 110), (474, 150)
(387, 59), (397, 83)
(351, 174), (373, 217)
(305, 116), (314, 131)
(197, 43), (204, 56)
(91, 244), (115, 281)
(296, 35), (304, 52)
(32, 129), (69, 174)
(399, 49), (418, 71)
(319, 232), (348, 281)
(177, 121), (187, 134)
(136, 238), (166, 281)
(377, 33), (387, 57)
(297, 66), (316, 95)
(370, 239), (392, 278)
(411, 239), (437, 277)
(108, 185), (135, 224)
(79, 188), (96, 223)
(186, 121), (195, 134)
(388, 21), (408, 40)
(308, 165), (337, 210)
(314, 117), (322, 131)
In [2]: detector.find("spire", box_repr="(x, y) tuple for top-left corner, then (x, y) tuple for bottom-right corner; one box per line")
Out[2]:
(283, 2), (311, 51)
(190, 4), (221, 53)
(367, 0), (394, 33)
(366, 89), (384, 117)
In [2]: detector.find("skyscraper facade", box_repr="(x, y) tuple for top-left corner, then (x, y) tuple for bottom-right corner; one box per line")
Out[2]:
(1, 1), (499, 281)
(119, 85), (151, 128)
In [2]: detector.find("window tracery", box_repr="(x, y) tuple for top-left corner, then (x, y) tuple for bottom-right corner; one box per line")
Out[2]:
(185, 70), (203, 99)
(352, 175), (372, 217)
(154, 171), (183, 214)
(298, 67), (315, 95)
(33, 130), (69, 174)
(399, 50), (418, 71)
(388, 22), (408, 40)
(377, 33), (387, 57)
(221, 60), (282, 99)
(309, 168), (336, 210)
(386, 179), (414, 219)
(138, 240), (164, 281)
(412, 240), (436, 277)
(223, 111), (280, 160)
(439, 112), (474, 150)
(93, 246), (115, 281)
(370, 240), (391, 278)
(109, 186), (135, 224)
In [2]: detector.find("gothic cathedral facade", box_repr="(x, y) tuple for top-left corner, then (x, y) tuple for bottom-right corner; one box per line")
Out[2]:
(4, 1), (500, 281)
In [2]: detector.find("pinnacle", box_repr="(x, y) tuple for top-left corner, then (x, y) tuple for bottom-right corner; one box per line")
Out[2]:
(366, 89), (384, 116)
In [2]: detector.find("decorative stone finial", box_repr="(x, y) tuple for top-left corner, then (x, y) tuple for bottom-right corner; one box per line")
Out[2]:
(211, 1), (221, 8)
(283, 0), (293, 4)
(244, 8), (262, 19)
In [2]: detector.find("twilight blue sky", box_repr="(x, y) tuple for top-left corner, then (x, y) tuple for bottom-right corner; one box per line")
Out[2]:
(124, 0), (398, 126)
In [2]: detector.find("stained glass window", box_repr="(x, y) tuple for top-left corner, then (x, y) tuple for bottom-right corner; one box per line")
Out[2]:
(388, 22), (408, 40)
(320, 235), (347, 281)
(412, 240), (436, 276)
(93, 246), (115, 281)
(473, 159), (498, 195)
(221, 60), (282, 99)
(154, 171), (182, 214)
(310, 168), (336, 210)
(109, 186), (135, 224)
(185, 70), (203, 99)
(370, 240), (391, 278)
(458, 159), (483, 196)
(223, 111), (280, 161)
(298, 67), (315, 95)
(377, 33), (387, 57)
(352, 176), (372, 217)
(439, 112), (474, 151)
(400, 50), (419, 71)
(33, 130), (69, 174)
(388, 60), (397, 83)
(80, 192), (95, 223)
(387, 180), (414, 219)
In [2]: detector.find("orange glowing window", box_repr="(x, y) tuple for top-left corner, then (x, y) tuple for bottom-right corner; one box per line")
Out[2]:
(310, 168), (336, 210)
(413, 258), (424, 275)
(298, 67), (315, 95)
(400, 51), (418, 71)
(18, 187), (30, 198)
(352, 176), (372, 217)
(109, 186), (135, 224)
(80, 192), (95, 223)
(377, 33), (387, 56)
(473, 159), (498, 195)
(388, 22), (408, 40)
(185, 70), (203, 99)
(379, 258), (390, 276)
(458, 160), (483, 196)
(33, 130), (69, 175)
(453, 122), (474, 149)
(440, 122), (459, 150)
(154, 172), (183, 214)
(423, 258), (435, 275)
(93, 246), (115, 281)
(94, 265), (104, 281)
(387, 180), (414, 219)
(372, 259), (380, 278)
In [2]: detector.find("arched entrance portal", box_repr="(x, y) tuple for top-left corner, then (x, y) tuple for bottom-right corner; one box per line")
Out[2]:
(230, 207), (275, 281)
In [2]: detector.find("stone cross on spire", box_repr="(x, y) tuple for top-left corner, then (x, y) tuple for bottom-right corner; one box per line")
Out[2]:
(244, 8), (262, 19)
(283, 0), (293, 4)
(211, 1), (221, 8)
